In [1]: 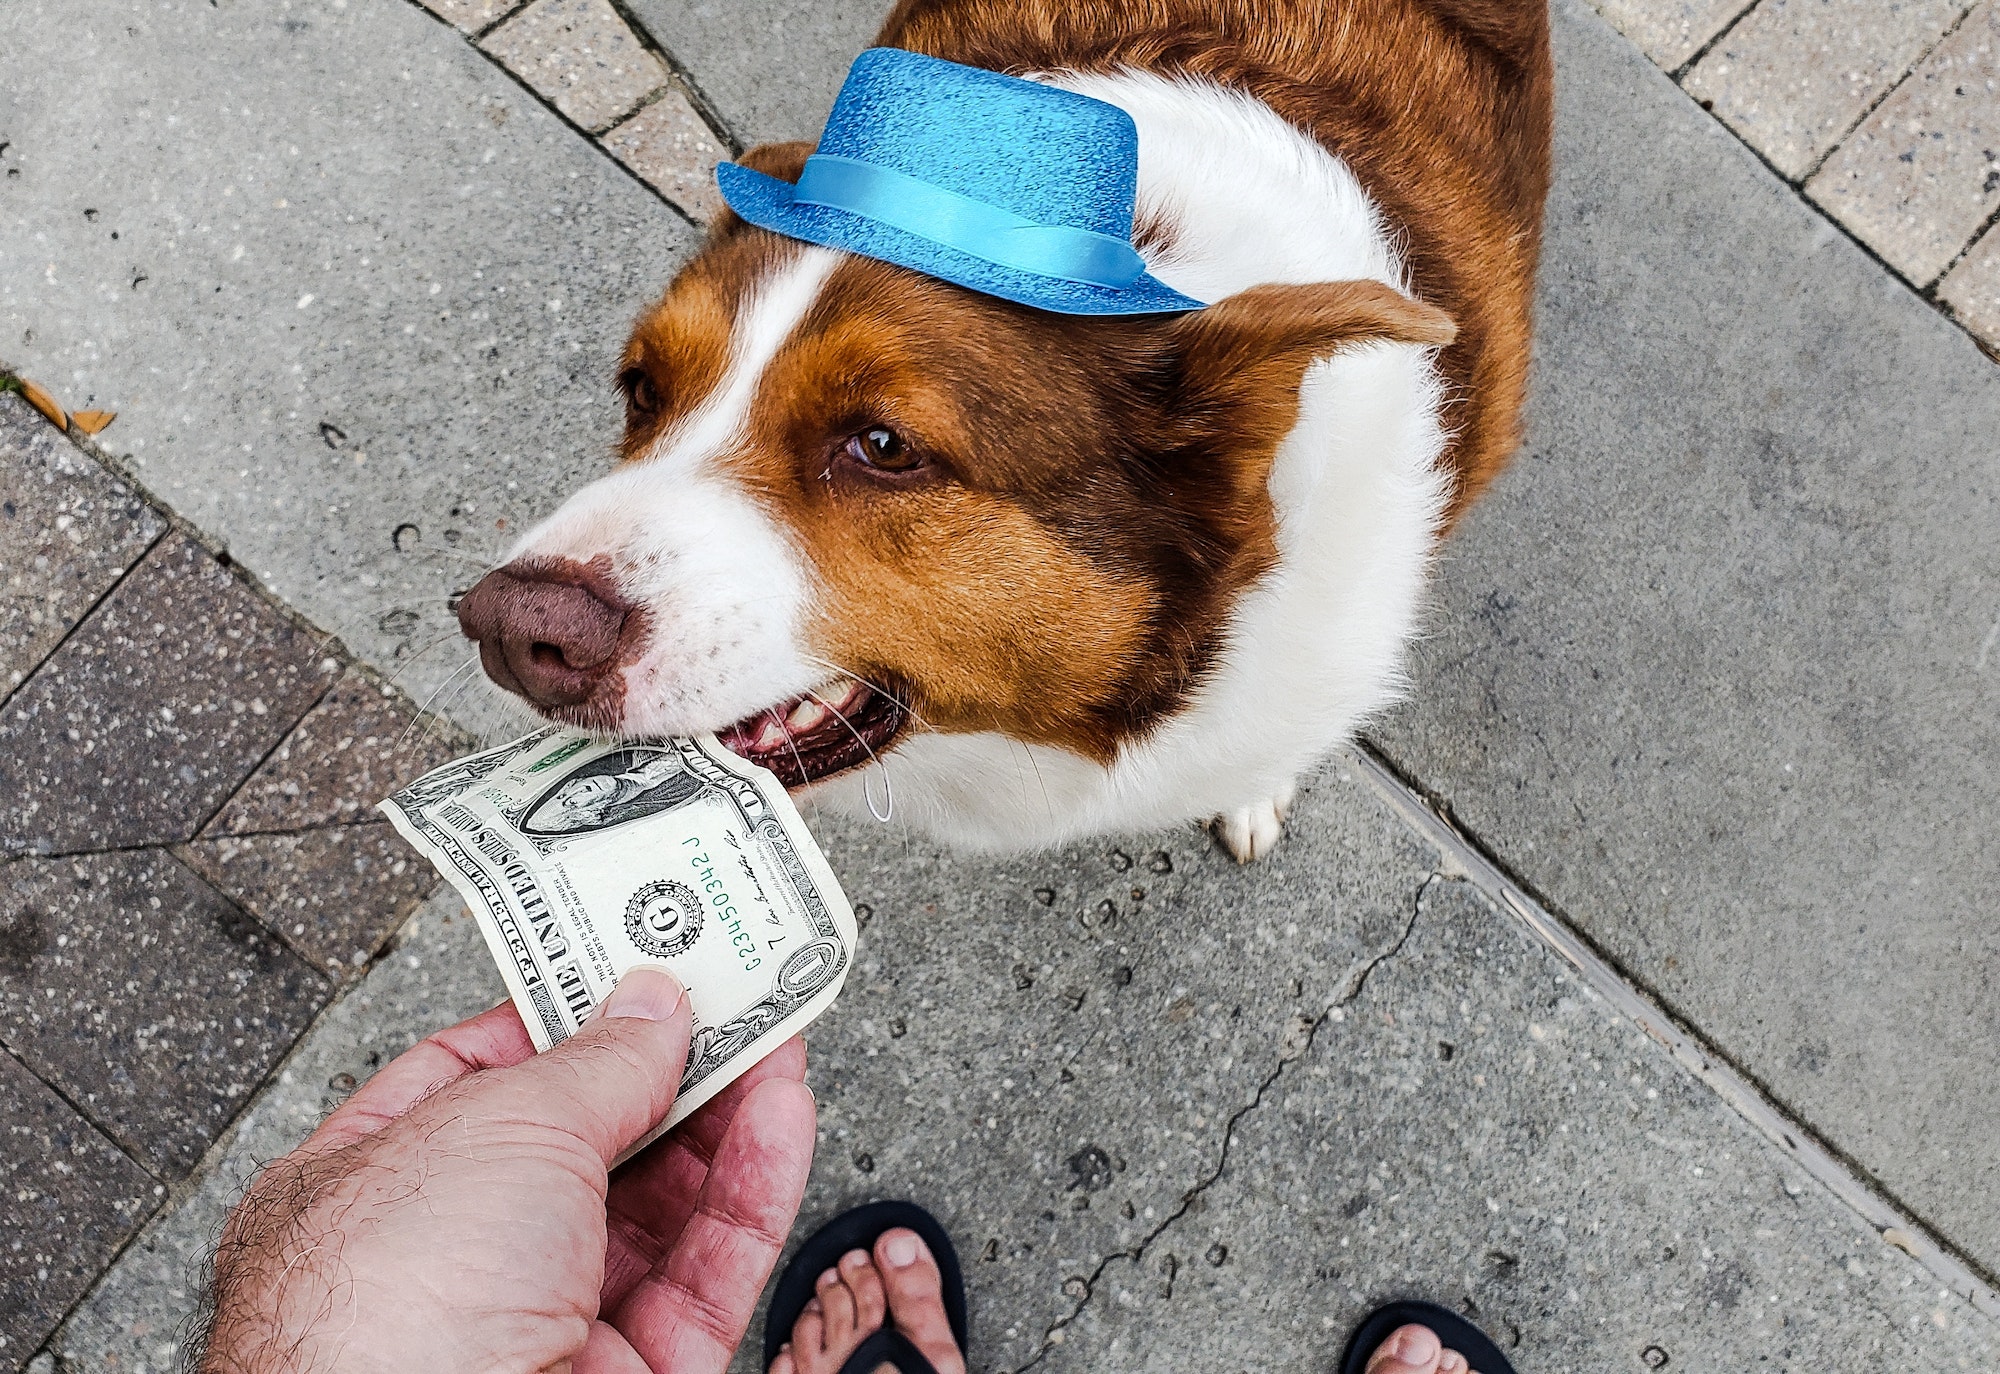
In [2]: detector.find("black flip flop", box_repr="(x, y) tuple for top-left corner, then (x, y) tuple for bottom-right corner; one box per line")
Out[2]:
(763, 1200), (969, 1374)
(1341, 1301), (1518, 1374)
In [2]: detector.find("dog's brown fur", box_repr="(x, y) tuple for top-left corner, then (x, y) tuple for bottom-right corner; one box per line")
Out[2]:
(882, 0), (1553, 518)
(613, 0), (1550, 761)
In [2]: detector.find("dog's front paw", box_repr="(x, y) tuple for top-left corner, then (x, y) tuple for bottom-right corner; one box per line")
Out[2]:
(1211, 782), (1296, 863)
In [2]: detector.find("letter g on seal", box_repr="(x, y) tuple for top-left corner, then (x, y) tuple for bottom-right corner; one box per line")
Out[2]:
(624, 879), (705, 958)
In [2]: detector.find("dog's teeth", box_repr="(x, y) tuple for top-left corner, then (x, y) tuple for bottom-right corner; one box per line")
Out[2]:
(752, 715), (789, 751)
(834, 682), (867, 712)
(788, 699), (829, 732)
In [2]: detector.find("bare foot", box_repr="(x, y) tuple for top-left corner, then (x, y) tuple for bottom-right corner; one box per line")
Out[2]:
(768, 1228), (967, 1374)
(1364, 1322), (1482, 1374)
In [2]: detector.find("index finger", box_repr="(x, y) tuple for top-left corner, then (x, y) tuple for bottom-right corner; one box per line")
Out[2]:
(610, 1077), (817, 1374)
(304, 1000), (536, 1153)
(601, 1035), (808, 1309)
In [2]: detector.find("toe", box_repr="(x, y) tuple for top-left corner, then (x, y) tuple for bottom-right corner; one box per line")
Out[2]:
(791, 1306), (825, 1367)
(816, 1267), (857, 1346)
(839, 1247), (889, 1336)
(1214, 795), (1286, 862)
(768, 1344), (796, 1374)
(875, 1229), (967, 1374)
(1364, 1323), (1443, 1374)
(1438, 1350), (1468, 1374)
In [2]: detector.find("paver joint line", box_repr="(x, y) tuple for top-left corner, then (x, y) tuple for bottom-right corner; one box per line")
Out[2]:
(1013, 870), (1443, 1374)
(396, 0), (707, 232)
(599, 0), (745, 156)
(1344, 743), (2000, 1324)
(1584, 0), (2000, 351)
(1663, 0), (1759, 82)
(1793, 0), (1982, 190)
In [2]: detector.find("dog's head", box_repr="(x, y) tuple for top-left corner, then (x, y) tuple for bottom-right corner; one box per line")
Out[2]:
(456, 142), (1452, 792)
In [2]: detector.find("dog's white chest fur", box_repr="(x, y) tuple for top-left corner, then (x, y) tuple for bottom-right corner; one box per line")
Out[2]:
(815, 71), (1452, 853)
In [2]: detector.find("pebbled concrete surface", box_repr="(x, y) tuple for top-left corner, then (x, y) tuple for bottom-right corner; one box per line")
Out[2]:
(1374, 0), (2000, 1276)
(53, 767), (2000, 1372)
(0, 0), (696, 741)
(9, 0), (2000, 1363)
(1039, 869), (1998, 1374)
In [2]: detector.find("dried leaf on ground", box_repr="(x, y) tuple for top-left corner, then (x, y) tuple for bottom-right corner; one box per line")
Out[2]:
(18, 377), (67, 428)
(73, 409), (117, 435)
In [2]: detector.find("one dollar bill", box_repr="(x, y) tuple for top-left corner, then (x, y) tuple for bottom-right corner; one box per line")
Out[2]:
(378, 728), (856, 1137)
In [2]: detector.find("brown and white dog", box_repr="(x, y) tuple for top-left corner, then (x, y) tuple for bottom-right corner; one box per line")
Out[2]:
(456, 0), (1551, 861)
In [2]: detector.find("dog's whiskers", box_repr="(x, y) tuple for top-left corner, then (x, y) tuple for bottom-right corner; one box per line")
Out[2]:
(770, 713), (823, 829)
(805, 686), (894, 823)
(396, 653), (479, 759)
(381, 631), (466, 695)
(401, 544), (499, 570)
(801, 653), (937, 733)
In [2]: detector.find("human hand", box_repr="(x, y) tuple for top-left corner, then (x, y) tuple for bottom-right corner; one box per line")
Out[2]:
(195, 967), (816, 1374)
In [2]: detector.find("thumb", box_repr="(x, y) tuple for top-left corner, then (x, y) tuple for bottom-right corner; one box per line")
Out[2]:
(494, 966), (693, 1166)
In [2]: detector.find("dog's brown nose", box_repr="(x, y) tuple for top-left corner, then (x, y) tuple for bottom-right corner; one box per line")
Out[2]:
(456, 562), (628, 710)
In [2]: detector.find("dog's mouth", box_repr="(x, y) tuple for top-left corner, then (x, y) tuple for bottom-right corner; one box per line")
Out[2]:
(715, 678), (909, 789)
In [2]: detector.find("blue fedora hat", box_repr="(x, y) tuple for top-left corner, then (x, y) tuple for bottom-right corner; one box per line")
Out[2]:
(716, 48), (1206, 316)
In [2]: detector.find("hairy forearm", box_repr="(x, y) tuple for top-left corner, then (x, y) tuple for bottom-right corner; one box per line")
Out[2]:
(188, 1149), (368, 1374)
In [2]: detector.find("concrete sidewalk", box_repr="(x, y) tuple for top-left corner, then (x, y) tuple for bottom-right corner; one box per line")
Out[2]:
(3, 0), (1997, 1369)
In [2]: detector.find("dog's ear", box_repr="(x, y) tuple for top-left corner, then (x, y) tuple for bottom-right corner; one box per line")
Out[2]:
(1169, 279), (1454, 398)
(1162, 280), (1454, 452)
(1146, 278), (1453, 501)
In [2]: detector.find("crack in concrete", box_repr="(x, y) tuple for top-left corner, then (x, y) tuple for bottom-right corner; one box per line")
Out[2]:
(1010, 871), (1447, 1373)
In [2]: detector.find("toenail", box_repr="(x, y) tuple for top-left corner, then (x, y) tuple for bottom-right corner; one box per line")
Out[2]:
(840, 1248), (870, 1269)
(1395, 1327), (1441, 1363)
(817, 1268), (839, 1289)
(884, 1232), (922, 1268)
(803, 1298), (821, 1316)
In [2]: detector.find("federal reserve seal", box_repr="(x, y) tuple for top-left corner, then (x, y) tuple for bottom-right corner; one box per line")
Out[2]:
(624, 879), (704, 958)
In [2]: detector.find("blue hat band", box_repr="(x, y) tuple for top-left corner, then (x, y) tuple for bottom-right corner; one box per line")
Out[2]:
(791, 155), (1148, 290)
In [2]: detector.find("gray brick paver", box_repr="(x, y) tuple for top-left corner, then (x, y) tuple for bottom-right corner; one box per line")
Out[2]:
(180, 823), (439, 977)
(480, 0), (669, 134)
(0, 394), (164, 698)
(203, 666), (460, 836)
(1938, 212), (2000, 336)
(1587, 0), (1755, 68)
(0, 849), (329, 1178)
(618, 0), (893, 144)
(0, 1049), (155, 1371)
(0, 533), (336, 857)
(412, 0), (518, 34)
(1686, 0), (1974, 179)
(600, 88), (730, 222)
(1806, 0), (2000, 281)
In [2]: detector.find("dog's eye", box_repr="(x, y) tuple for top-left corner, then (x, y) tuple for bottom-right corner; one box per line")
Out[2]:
(843, 426), (923, 474)
(619, 368), (661, 418)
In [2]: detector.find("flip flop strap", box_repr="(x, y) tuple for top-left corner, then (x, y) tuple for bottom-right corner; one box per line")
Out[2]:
(835, 1328), (940, 1374)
